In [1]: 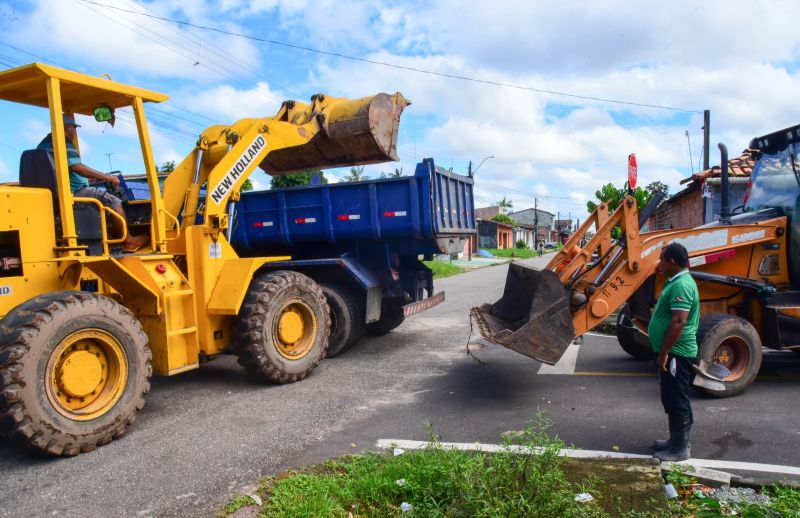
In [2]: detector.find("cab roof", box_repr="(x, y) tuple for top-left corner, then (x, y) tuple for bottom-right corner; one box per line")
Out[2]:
(0, 63), (168, 115)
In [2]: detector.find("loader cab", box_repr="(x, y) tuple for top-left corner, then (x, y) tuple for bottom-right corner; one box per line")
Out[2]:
(0, 63), (170, 256)
(746, 124), (800, 288)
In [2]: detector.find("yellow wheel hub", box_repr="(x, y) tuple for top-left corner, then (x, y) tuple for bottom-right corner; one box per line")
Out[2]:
(278, 310), (304, 345)
(275, 302), (317, 360)
(46, 329), (128, 421)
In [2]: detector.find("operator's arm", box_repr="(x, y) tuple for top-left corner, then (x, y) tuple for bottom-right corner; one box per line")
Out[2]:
(70, 163), (119, 187)
(656, 309), (689, 371)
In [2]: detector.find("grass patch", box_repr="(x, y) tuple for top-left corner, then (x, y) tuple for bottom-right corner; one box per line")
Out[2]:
(483, 247), (539, 259)
(423, 260), (465, 279)
(222, 417), (669, 517)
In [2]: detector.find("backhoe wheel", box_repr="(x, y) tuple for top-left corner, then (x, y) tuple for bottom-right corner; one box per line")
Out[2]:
(234, 270), (330, 383)
(696, 314), (763, 398)
(616, 305), (656, 361)
(366, 298), (405, 337)
(0, 292), (150, 456)
(322, 284), (365, 358)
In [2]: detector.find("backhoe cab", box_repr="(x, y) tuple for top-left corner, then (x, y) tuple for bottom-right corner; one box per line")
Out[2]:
(0, 63), (408, 456)
(473, 124), (800, 398)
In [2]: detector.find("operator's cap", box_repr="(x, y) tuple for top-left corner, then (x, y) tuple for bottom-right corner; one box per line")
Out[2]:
(62, 114), (81, 127)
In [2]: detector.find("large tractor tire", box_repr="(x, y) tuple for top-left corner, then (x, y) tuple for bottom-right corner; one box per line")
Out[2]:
(321, 284), (365, 358)
(0, 292), (150, 456)
(366, 298), (405, 337)
(696, 314), (763, 398)
(234, 271), (330, 383)
(616, 306), (656, 361)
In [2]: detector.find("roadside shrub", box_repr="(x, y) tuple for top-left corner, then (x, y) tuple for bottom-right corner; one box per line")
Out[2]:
(516, 239), (527, 249)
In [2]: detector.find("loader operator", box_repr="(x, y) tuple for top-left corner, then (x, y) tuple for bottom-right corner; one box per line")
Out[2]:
(37, 115), (148, 252)
(648, 242), (699, 462)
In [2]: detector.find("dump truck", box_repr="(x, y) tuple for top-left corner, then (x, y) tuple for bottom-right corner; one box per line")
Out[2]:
(119, 159), (476, 356)
(0, 62), (408, 455)
(473, 124), (800, 397)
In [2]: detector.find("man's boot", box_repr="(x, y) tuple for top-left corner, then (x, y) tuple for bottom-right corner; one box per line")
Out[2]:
(655, 415), (691, 462)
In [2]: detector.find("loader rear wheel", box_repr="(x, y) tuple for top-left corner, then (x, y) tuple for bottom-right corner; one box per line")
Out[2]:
(366, 299), (405, 336)
(696, 314), (762, 398)
(0, 292), (150, 456)
(234, 271), (330, 383)
(616, 306), (656, 361)
(322, 284), (365, 358)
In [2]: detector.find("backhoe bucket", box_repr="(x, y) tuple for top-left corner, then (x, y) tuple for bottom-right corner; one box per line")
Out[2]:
(262, 92), (409, 175)
(470, 263), (575, 365)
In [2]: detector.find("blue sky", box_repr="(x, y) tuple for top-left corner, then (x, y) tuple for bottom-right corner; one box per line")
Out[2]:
(1, 0), (800, 223)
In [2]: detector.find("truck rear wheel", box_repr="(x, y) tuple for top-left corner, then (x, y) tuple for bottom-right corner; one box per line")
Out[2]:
(234, 271), (330, 383)
(321, 284), (365, 358)
(366, 299), (405, 336)
(696, 314), (762, 398)
(616, 305), (656, 360)
(0, 292), (150, 456)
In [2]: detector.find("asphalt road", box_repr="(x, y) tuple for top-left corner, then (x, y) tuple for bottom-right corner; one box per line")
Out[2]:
(1, 255), (799, 517)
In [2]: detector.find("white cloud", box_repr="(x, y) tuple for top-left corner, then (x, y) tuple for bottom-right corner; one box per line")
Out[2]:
(181, 82), (283, 121)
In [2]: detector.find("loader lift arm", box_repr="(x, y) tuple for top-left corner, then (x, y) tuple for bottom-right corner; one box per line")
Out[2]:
(162, 92), (409, 240)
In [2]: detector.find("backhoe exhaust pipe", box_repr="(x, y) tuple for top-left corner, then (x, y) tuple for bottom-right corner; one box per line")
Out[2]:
(470, 263), (575, 365)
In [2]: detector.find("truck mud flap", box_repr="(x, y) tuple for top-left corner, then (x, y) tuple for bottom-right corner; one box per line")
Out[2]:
(403, 291), (445, 317)
(263, 93), (410, 174)
(470, 263), (574, 365)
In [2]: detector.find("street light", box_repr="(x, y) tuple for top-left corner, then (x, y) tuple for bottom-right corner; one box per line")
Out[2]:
(469, 155), (494, 177)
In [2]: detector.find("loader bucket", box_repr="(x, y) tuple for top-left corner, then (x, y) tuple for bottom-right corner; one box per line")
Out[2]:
(261, 92), (409, 175)
(470, 263), (575, 365)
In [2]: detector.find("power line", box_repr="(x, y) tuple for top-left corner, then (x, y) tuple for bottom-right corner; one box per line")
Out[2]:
(77, 0), (702, 114)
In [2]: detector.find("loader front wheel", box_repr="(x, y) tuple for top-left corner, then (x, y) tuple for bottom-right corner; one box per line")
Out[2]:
(235, 271), (330, 383)
(616, 306), (656, 361)
(322, 284), (365, 358)
(696, 314), (762, 398)
(0, 292), (150, 456)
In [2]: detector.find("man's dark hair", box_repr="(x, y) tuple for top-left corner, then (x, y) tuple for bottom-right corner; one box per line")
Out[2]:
(662, 242), (690, 267)
(559, 231), (569, 238)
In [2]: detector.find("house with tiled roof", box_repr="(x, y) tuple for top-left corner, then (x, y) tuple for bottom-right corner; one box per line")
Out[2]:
(647, 150), (755, 230)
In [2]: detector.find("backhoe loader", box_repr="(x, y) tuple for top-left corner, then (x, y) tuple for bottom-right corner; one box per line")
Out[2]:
(0, 63), (407, 455)
(473, 124), (800, 398)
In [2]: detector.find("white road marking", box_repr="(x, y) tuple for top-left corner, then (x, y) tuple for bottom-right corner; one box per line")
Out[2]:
(375, 439), (800, 477)
(537, 341), (581, 375)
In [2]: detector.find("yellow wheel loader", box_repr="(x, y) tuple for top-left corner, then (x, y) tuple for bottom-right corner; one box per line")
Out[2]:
(0, 63), (407, 455)
(473, 124), (800, 398)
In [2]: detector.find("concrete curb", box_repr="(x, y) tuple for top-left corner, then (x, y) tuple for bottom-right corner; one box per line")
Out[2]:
(376, 439), (800, 479)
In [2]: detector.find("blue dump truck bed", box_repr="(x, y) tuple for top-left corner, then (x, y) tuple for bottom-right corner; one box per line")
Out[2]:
(230, 158), (475, 256)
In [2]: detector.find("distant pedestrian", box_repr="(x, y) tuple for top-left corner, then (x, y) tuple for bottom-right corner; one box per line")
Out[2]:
(648, 242), (699, 462)
(537, 240), (544, 257)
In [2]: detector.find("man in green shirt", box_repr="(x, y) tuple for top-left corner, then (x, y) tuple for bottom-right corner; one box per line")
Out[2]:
(647, 242), (699, 462)
(37, 115), (148, 252)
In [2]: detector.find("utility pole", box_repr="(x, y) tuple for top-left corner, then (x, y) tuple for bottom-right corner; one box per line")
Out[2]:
(533, 197), (539, 243)
(568, 211), (572, 232)
(702, 110), (710, 171)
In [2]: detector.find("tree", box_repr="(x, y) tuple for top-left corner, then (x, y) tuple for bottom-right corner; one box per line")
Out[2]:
(158, 161), (176, 173)
(496, 196), (513, 213)
(645, 181), (669, 199)
(270, 170), (327, 189)
(490, 213), (516, 226)
(241, 179), (254, 192)
(380, 167), (403, 179)
(587, 182), (656, 238)
(342, 166), (369, 182)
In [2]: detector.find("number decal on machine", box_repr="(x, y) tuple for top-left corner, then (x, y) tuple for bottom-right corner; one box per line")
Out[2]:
(0, 286), (11, 296)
